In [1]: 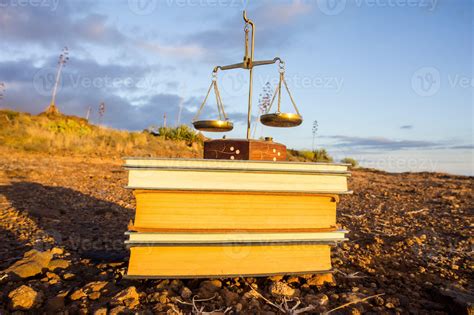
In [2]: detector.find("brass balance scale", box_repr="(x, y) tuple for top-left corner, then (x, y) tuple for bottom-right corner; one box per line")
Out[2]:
(192, 11), (303, 161)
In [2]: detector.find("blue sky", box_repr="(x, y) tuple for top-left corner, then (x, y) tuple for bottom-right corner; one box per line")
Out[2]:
(0, 0), (472, 175)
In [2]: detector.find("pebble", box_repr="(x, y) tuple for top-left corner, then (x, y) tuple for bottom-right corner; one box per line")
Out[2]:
(3, 250), (53, 278)
(70, 289), (87, 301)
(111, 286), (140, 309)
(180, 286), (192, 299)
(306, 273), (335, 287)
(269, 281), (295, 297)
(8, 285), (44, 311)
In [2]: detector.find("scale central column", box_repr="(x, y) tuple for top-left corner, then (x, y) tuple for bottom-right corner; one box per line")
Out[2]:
(246, 67), (253, 139)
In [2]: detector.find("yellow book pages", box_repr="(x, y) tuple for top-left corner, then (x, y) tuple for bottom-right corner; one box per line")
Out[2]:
(127, 244), (331, 278)
(133, 190), (338, 231)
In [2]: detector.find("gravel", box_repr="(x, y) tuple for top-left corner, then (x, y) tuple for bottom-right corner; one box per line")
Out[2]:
(0, 151), (472, 314)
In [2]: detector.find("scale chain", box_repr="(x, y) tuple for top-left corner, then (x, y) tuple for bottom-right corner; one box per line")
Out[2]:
(216, 84), (228, 120)
(283, 78), (301, 116)
(192, 80), (214, 122)
(213, 81), (223, 120)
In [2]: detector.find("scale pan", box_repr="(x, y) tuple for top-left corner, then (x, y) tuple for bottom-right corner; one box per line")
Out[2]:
(260, 113), (303, 127)
(193, 120), (234, 132)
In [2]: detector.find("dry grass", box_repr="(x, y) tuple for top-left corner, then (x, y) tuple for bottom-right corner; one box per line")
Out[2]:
(0, 110), (202, 158)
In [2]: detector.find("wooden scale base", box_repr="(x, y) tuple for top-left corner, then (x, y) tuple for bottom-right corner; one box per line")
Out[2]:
(203, 137), (287, 161)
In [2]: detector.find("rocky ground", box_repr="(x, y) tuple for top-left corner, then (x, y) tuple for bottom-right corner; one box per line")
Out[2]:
(0, 149), (472, 314)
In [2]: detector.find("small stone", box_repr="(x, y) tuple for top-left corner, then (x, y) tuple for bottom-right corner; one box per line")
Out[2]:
(84, 281), (108, 292)
(62, 273), (75, 280)
(109, 306), (127, 315)
(46, 271), (60, 280)
(93, 308), (108, 315)
(199, 280), (222, 298)
(235, 303), (243, 312)
(180, 287), (192, 299)
(3, 250), (53, 278)
(221, 287), (239, 306)
(111, 286), (140, 309)
(385, 302), (395, 309)
(48, 259), (71, 271)
(200, 279), (222, 292)
(349, 307), (361, 315)
(50, 247), (64, 256)
(269, 275), (284, 282)
(170, 279), (183, 292)
(159, 293), (169, 304)
(70, 289), (87, 301)
(374, 296), (384, 306)
(305, 293), (329, 305)
(8, 285), (44, 311)
(49, 278), (60, 285)
(306, 273), (335, 287)
(269, 282), (295, 297)
(89, 291), (101, 300)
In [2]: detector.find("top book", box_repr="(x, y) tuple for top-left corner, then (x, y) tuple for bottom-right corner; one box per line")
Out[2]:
(124, 158), (350, 194)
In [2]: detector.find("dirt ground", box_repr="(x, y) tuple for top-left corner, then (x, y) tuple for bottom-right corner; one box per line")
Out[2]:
(0, 150), (472, 314)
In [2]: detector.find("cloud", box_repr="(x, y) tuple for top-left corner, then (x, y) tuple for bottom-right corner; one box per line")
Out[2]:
(255, 0), (313, 25)
(449, 145), (474, 150)
(400, 125), (413, 129)
(323, 135), (440, 150)
(139, 41), (206, 59)
(0, 2), (125, 48)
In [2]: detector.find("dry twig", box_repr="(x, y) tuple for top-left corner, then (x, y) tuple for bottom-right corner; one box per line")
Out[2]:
(176, 293), (232, 315)
(333, 269), (366, 279)
(323, 293), (385, 314)
(248, 284), (316, 314)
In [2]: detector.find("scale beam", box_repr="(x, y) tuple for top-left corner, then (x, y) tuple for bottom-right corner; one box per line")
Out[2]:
(213, 57), (283, 73)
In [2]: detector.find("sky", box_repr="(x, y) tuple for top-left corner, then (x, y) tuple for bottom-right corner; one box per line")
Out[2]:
(0, 0), (472, 175)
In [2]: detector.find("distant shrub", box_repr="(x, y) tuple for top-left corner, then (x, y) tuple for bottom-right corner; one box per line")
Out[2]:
(47, 119), (92, 135)
(341, 157), (359, 168)
(149, 125), (204, 145)
(313, 149), (333, 162)
(287, 148), (333, 163)
(299, 150), (315, 161)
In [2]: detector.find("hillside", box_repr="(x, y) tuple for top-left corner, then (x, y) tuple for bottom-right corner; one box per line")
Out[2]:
(0, 110), (202, 158)
(0, 110), (472, 314)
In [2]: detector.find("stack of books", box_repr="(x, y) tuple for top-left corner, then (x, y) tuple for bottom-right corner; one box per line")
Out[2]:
(124, 158), (350, 278)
